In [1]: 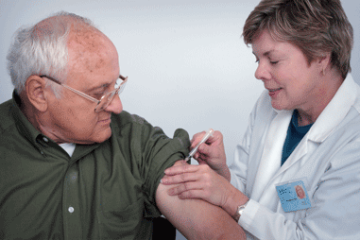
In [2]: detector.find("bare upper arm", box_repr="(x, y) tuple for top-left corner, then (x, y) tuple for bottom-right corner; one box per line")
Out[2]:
(155, 160), (246, 240)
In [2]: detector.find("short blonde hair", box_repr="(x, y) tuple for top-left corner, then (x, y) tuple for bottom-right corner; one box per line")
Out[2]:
(243, 0), (353, 79)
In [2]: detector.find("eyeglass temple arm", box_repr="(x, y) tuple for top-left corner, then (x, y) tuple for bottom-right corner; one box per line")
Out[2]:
(119, 74), (126, 81)
(41, 74), (127, 104)
(40, 75), (100, 104)
(61, 85), (100, 104)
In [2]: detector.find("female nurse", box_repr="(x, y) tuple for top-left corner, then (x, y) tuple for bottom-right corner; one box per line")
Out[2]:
(161, 0), (360, 239)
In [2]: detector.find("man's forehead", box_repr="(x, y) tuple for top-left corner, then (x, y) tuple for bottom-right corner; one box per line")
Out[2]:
(66, 60), (120, 91)
(68, 36), (118, 64)
(68, 28), (108, 52)
(65, 25), (119, 89)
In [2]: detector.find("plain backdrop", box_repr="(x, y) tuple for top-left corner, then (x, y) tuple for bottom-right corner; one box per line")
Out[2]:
(1, 1), (359, 239)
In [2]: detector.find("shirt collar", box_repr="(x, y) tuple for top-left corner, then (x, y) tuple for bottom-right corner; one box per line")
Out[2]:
(11, 90), (46, 146)
(308, 74), (359, 142)
(11, 90), (102, 159)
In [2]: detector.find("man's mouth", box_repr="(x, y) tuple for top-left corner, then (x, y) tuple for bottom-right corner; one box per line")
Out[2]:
(98, 118), (111, 125)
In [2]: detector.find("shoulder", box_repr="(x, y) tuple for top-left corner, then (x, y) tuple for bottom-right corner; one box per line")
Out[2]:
(111, 110), (149, 127)
(109, 111), (156, 145)
(110, 111), (156, 137)
(339, 74), (360, 116)
(0, 99), (16, 134)
(352, 85), (360, 114)
(109, 112), (190, 160)
(110, 111), (189, 145)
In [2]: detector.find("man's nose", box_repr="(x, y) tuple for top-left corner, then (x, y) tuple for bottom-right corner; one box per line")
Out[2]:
(105, 94), (123, 114)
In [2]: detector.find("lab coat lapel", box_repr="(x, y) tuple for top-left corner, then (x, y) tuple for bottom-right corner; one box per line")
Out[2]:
(266, 75), (357, 183)
(250, 75), (358, 210)
(272, 135), (308, 180)
(251, 109), (292, 201)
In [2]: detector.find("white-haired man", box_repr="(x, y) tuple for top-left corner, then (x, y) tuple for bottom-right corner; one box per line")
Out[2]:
(0, 12), (245, 240)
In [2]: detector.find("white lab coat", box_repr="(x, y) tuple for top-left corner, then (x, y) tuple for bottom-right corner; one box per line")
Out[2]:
(230, 75), (360, 240)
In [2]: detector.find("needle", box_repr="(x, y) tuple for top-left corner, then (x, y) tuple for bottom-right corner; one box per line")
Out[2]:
(185, 128), (214, 162)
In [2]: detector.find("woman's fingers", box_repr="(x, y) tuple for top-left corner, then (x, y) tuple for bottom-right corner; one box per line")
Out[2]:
(164, 163), (200, 176)
(162, 163), (236, 208)
(167, 181), (203, 196)
(162, 171), (199, 185)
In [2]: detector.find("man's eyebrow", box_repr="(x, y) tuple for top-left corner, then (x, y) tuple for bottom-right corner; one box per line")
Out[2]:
(86, 83), (109, 92)
(87, 77), (120, 92)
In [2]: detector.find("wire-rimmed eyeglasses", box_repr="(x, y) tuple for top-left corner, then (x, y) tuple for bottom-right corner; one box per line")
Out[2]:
(40, 74), (128, 113)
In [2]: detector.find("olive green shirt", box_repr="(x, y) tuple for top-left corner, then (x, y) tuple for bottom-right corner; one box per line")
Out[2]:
(0, 93), (190, 240)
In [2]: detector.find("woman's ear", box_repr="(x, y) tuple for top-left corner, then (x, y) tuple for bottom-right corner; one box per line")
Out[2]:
(318, 53), (331, 75)
(25, 75), (49, 112)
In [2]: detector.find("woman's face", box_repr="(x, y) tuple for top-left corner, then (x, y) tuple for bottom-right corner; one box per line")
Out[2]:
(252, 30), (324, 112)
(295, 185), (305, 199)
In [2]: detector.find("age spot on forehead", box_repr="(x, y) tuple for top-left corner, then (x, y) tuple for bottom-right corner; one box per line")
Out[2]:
(68, 27), (112, 73)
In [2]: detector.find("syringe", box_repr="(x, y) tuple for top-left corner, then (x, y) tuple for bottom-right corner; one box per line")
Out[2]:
(185, 128), (214, 162)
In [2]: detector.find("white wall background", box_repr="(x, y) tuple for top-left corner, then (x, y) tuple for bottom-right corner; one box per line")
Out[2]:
(1, 1), (359, 239)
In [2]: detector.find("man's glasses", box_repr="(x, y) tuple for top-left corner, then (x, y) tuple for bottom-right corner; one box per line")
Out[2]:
(40, 74), (128, 113)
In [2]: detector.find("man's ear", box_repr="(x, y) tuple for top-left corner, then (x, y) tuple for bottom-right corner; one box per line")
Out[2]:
(25, 75), (49, 112)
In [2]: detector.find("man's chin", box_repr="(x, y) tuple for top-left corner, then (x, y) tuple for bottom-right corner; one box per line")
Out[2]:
(74, 131), (112, 145)
(94, 131), (113, 144)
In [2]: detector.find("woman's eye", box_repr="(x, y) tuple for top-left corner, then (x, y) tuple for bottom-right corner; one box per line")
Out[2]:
(270, 61), (278, 65)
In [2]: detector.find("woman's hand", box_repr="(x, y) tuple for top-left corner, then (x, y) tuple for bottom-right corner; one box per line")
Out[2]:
(162, 162), (229, 207)
(162, 161), (249, 218)
(190, 130), (231, 181)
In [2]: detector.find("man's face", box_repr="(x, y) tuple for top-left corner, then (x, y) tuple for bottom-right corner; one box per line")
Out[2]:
(45, 31), (122, 144)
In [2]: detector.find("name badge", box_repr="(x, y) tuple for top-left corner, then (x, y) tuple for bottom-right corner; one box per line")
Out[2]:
(275, 180), (311, 212)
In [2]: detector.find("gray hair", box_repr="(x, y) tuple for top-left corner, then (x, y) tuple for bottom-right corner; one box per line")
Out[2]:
(6, 11), (95, 95)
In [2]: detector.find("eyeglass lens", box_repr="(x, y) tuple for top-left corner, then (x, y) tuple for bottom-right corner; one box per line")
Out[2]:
(94, 76), (127, 112)
(94, 86), (123, 112)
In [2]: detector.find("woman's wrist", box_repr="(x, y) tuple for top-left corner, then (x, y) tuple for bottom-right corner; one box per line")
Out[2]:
(217, 166), (231, 182)
(222, 185), (249, 220)
(212, 163), (231, 181)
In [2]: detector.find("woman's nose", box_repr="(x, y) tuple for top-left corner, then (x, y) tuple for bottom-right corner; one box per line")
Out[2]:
(254, 62), (271, 81)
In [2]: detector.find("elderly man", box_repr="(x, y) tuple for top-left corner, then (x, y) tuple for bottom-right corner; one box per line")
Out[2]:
(0, 12), (245, 240)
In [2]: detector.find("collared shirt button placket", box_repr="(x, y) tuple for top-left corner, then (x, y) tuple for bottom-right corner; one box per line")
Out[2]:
(63, 165), (82, 240)
(36, 135), (48, 155)
(68, 206), (75, 213)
